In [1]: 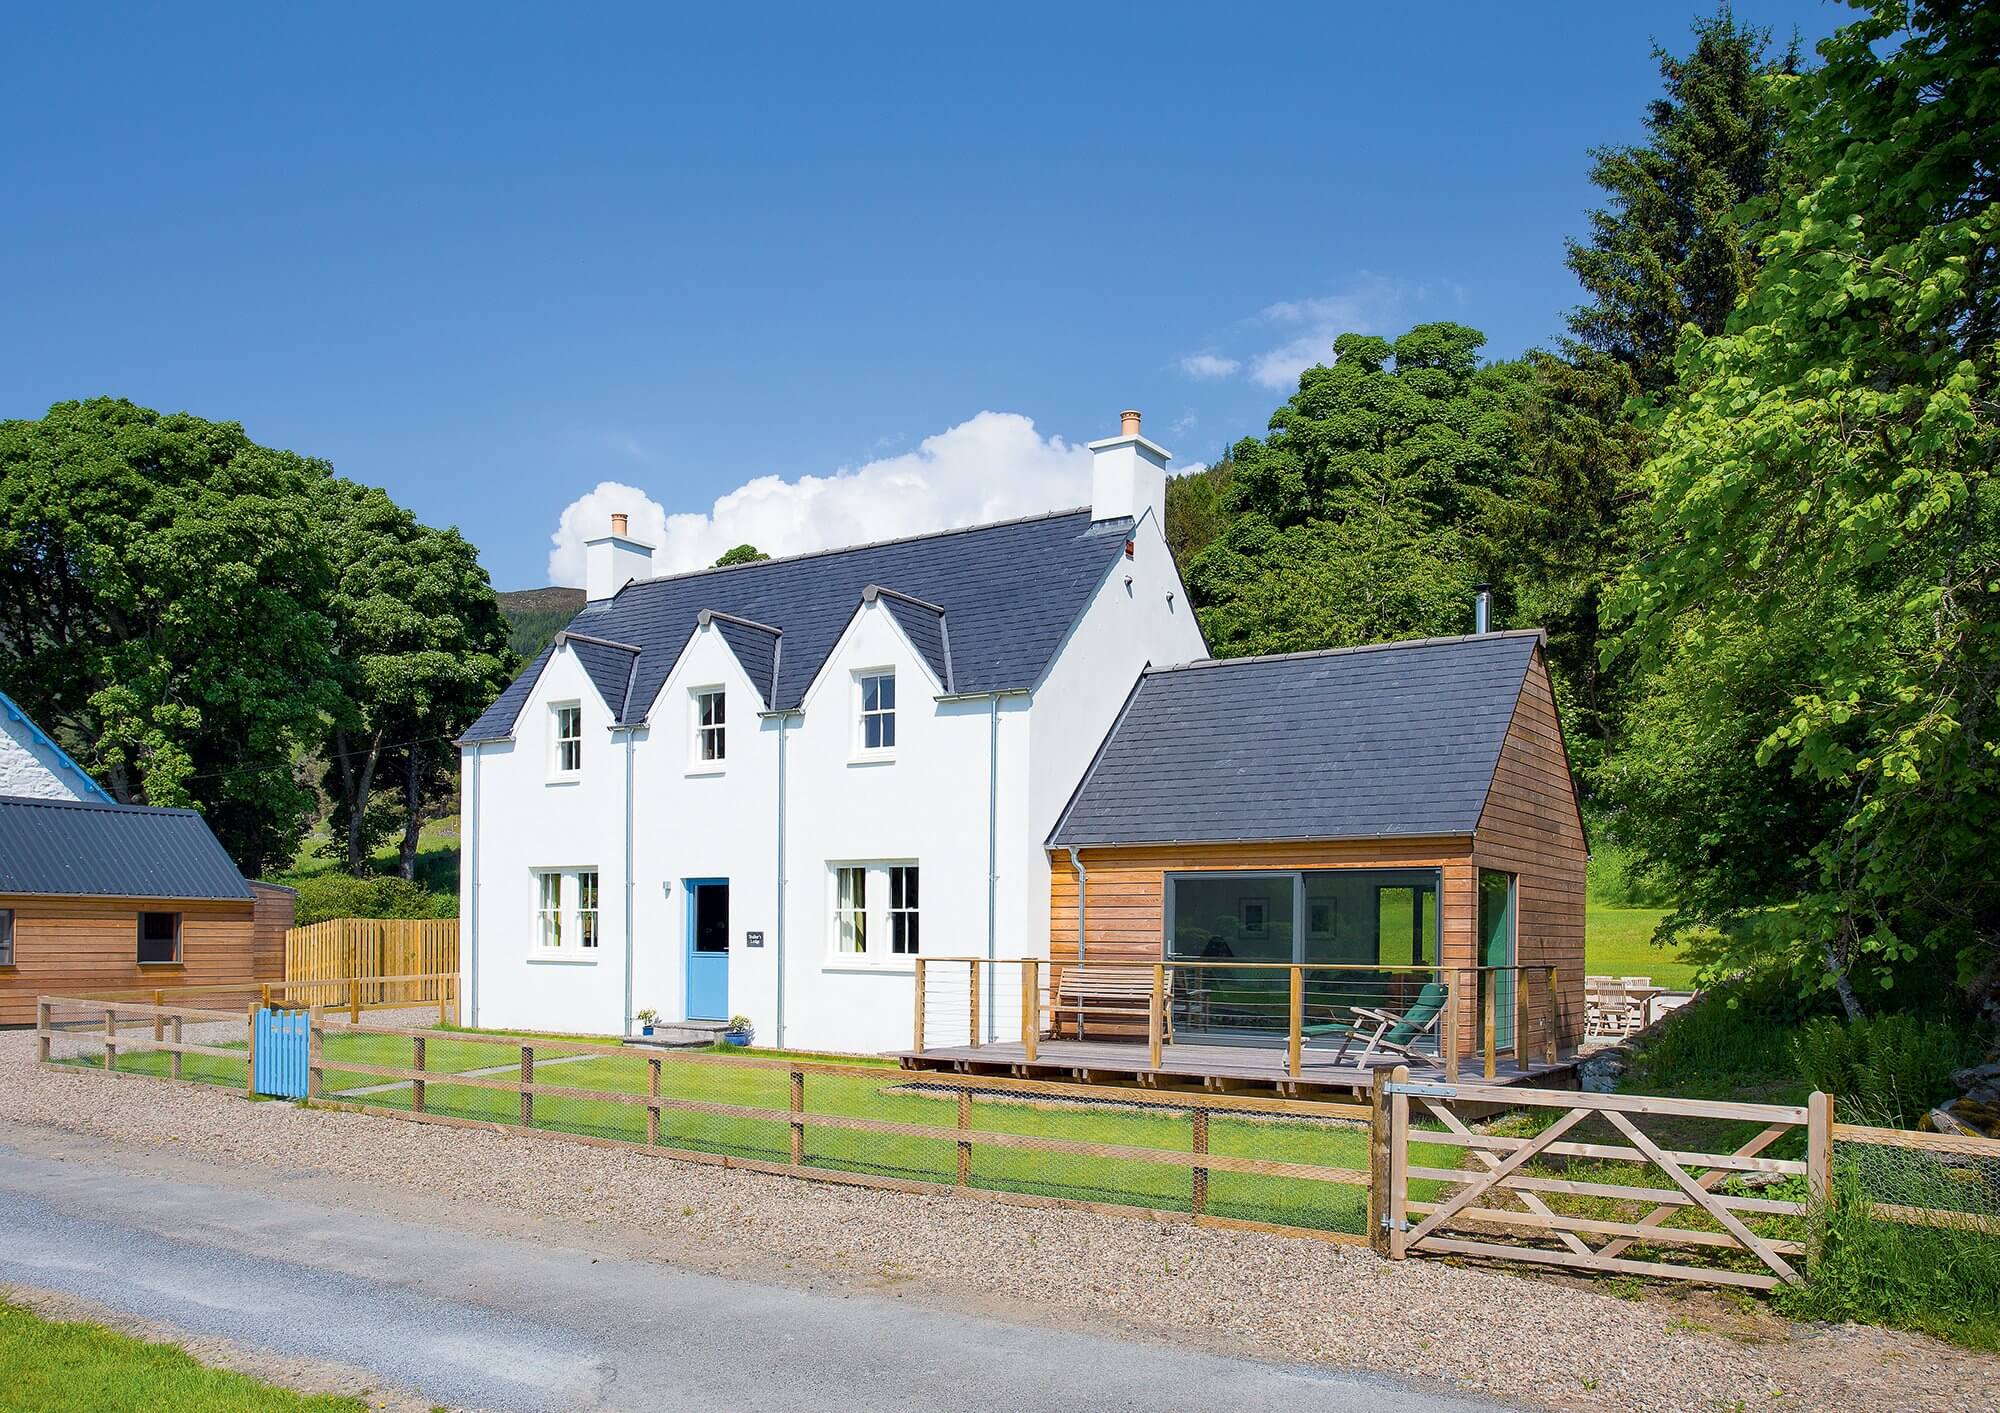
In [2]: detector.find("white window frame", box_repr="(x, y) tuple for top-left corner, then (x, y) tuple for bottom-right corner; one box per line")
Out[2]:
(530, 867), (601, 963)
(889, 864), (920, 956)
(826, 861), (919, 969)
(535, 870), (564, 951)
(550, 701), (583, 779)
(577, 869), (599, 949)
(855, 669), (896, 758)
(690, 686), (726, 772)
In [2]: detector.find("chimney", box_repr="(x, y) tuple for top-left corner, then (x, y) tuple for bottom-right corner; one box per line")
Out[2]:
(584, 512), (655, 603)
(1473, 583), (1493, 634)
(1088, 408), (1170, 528)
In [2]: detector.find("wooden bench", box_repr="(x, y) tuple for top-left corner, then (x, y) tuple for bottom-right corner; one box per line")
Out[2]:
(1050, 967), (1174, 1041)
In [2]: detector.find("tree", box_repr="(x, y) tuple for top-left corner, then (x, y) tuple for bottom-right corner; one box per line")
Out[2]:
(1566, 6), (1798, 394)
(320, 480), (516, 878)
(1608, 0), (2000, 1012)
(0, 399), (338, 873)
(1187, 324), (1529, 656)
(713, 543), (769, 567)
(1163, 458), (1237, 568)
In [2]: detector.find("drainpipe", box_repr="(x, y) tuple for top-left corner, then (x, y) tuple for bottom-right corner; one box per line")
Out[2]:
(985, 696), (1000, 1044)
(465, 744), (480, 1028)
(622, 731), (636, 1037)
(774, 713), (791, 1049)
(1065, 846), (1087, 964)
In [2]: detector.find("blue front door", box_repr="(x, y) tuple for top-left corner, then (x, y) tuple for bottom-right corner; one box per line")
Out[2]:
(686, 880), (730, 1020)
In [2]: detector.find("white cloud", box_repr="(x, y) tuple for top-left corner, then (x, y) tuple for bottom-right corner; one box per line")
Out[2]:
(1179, 352), (1241, 379)
(1246, 276), (1408, 389)
(546, 411), (1095, 585)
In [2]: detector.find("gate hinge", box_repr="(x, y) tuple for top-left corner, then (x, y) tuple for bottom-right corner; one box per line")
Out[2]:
(1379, 1215), (1411, 1231)
(1385, 1081), (1456, 1098)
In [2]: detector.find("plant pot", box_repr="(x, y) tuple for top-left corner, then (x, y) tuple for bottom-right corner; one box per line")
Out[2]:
(641, 1025), (656, 1037)
(723, 1030), (752, 1047)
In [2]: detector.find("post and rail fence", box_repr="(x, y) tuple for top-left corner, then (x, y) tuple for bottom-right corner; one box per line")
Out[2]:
(30, 989), (2000, 1293)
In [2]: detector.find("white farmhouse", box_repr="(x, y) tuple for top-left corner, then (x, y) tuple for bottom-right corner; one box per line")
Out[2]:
(459, 412), (1204, 1051)
(0, 689), (115, 802)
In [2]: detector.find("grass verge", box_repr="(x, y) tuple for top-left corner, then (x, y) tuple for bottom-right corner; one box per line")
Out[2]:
(0, 1301), (365, 1412)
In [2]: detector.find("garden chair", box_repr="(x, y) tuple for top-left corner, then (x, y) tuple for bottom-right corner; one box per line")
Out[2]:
(1309, 980), (1450, 1069)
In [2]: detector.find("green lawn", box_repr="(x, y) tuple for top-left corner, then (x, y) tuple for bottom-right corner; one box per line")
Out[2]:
(1586, 904), (1698, 989)
(0, 1302), (366, 1413)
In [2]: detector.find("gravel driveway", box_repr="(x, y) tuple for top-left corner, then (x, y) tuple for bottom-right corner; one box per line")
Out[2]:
(3, 1029), (1995, 1412)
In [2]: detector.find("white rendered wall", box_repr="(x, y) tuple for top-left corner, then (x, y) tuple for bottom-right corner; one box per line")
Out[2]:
(0, 712), (90, 800)
(1022, 511), (1207, 958)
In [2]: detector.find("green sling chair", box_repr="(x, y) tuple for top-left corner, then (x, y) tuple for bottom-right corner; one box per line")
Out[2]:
(1302, 979), (1450, 1069)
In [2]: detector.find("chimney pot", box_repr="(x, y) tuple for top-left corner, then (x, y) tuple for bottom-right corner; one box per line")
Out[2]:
(1473, 583), (1494, 635)
(1120, 409), (1142, 437)
(611, 511), (629, 537)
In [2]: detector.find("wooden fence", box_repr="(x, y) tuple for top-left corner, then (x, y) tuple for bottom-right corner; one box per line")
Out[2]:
(286, 919), (457, 1006)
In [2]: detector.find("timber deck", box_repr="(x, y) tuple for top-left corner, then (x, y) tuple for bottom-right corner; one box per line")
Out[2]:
(893, 1038), (1576, 1096)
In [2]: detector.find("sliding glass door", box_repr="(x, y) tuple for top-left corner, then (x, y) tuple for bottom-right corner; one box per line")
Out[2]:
(1164, 869), (1439, 1043)
(1479, 869), (1517, 1052)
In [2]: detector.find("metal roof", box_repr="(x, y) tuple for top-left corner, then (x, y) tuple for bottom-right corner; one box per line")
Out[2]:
(461, 508), (1133, 741)
(1048, 631), (1544, 847)
(0, 794), (254, 900)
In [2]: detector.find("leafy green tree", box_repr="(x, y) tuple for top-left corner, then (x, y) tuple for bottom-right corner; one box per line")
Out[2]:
(1608, 0), (2000, 1013)
(320, 480), (516, 878)
(0, 399), (337, 872)
(713, 543), (769, 567)
(1187, 324), (1527, 656)
(1163, 458), (1237, 568)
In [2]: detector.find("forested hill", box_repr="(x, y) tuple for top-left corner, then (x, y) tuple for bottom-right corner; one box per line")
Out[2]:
(499, 586), (585, 659)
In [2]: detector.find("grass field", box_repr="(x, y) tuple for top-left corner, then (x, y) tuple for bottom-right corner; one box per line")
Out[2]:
(1586, 904), (1698, 989)
(0, 1302), (365, 1413)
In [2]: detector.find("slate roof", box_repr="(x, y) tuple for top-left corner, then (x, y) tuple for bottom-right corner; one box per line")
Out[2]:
(0, 795), (254, 900)
(0, 689), (115, 802)
(1048, 631), (1545, 847)
(462, 509), (1133, 741)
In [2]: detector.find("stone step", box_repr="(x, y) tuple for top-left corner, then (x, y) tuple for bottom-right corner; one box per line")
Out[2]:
(627, 1020), (730, 1050)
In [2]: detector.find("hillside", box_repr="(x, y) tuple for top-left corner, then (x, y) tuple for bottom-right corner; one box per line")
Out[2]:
(498, 585), (584, 658)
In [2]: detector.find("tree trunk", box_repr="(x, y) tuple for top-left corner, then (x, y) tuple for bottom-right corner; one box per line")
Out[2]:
(396, 741), (424, 882)
(333, 726), (383, 877)
(1823, 937), (1867, 1021)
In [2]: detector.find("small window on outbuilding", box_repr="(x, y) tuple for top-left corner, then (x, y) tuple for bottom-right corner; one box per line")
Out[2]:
(0, 908), (14, 965)
(137, 911), (181, 964)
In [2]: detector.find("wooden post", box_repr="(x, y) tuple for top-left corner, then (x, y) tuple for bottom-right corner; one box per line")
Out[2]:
(153, 989), (165, 1044)
(956, 1088), (972, 1186)
(968, 960), (980, 1049)
(1516, 965), (1530, 1067)
(304, 1007), (319, 1097)
(412, 1035), (427, 1114)
(1367, 1064), (1392, 1255)
(647, 1056), (662, 1146)
(519, 1045), (534, 1127)
(1482, 972), (1497, 1080)
(1441, 968), (1459, 1081)
(1148, 963), (1165, 1071)
(36, 1000), (50, 1064)
(244, 1001), (257, 1095)
(261, 982), (273, 1010)
(789, 1068), (805, 1166)
(349, 976), (361, 1026)
(1191, 1106), (1209, 1217)
(1022, 959), (1038, 1062)
(1287, 965), (1303, 1079)
(1544, 966), (1559, 1064)
(172, 1013), (184, 1081)
(1387, 1064), (1410, 1259)
(104, 1006), (117, 1073)
(437, 983), (449, 1028)
(912, 958), (926, 1053)
(1807, 1090), (1833, 1267)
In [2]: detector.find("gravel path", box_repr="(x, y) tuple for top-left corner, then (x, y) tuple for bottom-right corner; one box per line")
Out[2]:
(3, 1029), (1995, 1413)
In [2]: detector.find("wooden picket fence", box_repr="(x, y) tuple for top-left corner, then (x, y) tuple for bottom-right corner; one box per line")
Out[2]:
(285, 918), (457, 1007)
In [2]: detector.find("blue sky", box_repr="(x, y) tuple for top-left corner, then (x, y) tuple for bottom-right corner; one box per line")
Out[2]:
(2, 2), (1849, 588)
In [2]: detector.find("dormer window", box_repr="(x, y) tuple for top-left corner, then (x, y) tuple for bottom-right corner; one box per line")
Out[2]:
(694, 688), (726, 764)
(551, 703), (582, 775)
(858, 671), (896, 752)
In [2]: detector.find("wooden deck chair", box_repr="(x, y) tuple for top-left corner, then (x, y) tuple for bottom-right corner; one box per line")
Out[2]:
(1312, 980), (1450, 1069)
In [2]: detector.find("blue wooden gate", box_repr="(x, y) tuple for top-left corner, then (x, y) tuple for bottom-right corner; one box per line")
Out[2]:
(253, 1007), (310, 1098)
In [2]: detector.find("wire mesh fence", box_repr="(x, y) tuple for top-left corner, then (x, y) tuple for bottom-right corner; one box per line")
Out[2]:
(38, 996), (251, 1089)
(310, 1024), (1378, 1237)
(1832, 1123), (2000, 1234)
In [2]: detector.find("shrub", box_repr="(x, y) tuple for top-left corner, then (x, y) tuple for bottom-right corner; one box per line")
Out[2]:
(1791, 1015), (1981, 1129)
(289, 872), (454, 926)
(1624, 976), (1825, 1094)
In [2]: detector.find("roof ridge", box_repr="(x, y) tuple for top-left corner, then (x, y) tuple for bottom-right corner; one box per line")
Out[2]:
(613, 506), (1108, 596)
(0, 792), (198, 816)
(1143, 629), (1545, 675)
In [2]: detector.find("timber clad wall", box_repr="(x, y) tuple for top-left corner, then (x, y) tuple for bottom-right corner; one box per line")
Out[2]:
(1044, 644), (1587, 1052)
(0, 893), (281, 1026)
(1471, 644), (1587, 1048)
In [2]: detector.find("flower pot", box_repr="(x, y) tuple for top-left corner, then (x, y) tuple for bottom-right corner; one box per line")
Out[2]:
(641, 1025), (656, 1037)
(723, 1030), (751, 1047)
